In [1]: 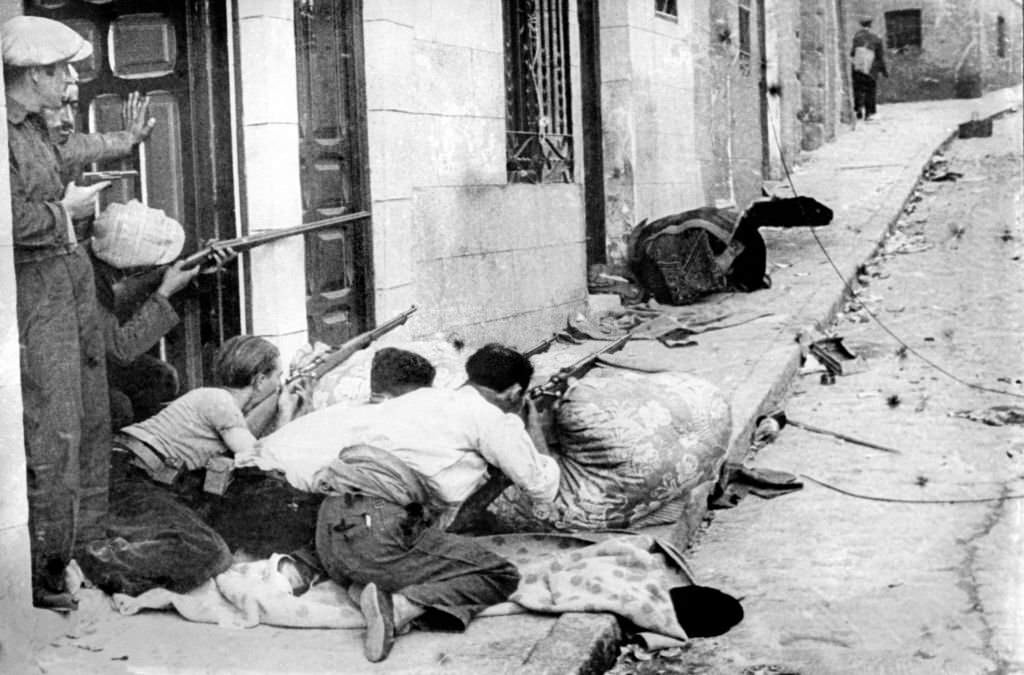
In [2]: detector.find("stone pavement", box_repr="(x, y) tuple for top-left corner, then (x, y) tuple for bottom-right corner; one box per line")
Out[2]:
(7, 85), (1021, 675)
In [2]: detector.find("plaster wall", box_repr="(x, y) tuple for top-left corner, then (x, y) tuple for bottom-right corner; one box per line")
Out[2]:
(234, 0), (308, 359)
(765, 0), (804, 178)
(363, 0), (587, 345)
(700, 0), (765, 209)
(847, 0), (1023, 102)
(599, 0), (705, 263)
(0, 0), (34, 618)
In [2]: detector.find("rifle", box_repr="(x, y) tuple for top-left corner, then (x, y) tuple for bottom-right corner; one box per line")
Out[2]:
(528, 333), (631, 409)
(285, 305), (418, 385)
(178, 211), (371, 270)
(522, 333), (562, 359)
(108, 211), (371, 315)
(245, 305), (418, 438)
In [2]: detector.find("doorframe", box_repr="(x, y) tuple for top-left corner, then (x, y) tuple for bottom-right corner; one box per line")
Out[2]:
(578, 0), (607, 268)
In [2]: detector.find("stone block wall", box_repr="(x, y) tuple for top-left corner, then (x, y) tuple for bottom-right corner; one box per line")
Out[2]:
(599, 0), (705, 263)
(979, 0), (1024, 93)
(0, 56), (34, 618)
(235, 0), (308, 359)
(765, 0), (804, 178)
(699, 0), (765, 209)
(364, 0), (587, 345)
(799, 0), (845, 150)
(847, 0), (1022, 103)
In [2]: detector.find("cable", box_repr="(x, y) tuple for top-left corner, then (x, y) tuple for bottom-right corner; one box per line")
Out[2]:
(768, 115), (1024, 401)
(800, 473), (1024, 504)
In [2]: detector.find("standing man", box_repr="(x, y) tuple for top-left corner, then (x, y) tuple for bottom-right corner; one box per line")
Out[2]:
(851, 17), (888, 122)
(2, 16), (152, 609)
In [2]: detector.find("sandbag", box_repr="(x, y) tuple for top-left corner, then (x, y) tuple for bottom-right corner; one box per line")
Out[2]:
(488, 367), (730, 531)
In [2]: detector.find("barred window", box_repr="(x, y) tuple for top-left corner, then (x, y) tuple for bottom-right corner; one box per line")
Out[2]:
(503, 0), (574, 184)
(885, 9), (922, 50)
(655, 0), (677, 19)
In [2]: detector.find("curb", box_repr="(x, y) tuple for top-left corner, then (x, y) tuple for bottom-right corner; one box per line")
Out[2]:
(721, 100), (1021, 470)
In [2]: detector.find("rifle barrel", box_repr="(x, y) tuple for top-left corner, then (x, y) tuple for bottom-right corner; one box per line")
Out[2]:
(180, 210), (371, 269)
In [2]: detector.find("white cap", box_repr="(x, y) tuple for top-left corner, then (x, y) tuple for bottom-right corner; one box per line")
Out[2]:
(1, 16), (92, 67)
(92, 200), (185, 269)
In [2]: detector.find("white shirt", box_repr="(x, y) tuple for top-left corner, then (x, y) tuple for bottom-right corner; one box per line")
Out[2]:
(251, 387), (560, 514)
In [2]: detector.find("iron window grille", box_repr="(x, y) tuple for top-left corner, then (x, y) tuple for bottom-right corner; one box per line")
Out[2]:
(884, 9), (923, 50)
(504, 0), (574, 184)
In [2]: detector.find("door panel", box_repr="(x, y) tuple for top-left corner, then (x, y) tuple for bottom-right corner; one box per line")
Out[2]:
(29, 0), (237, 389)
(295, 0), (372, 345)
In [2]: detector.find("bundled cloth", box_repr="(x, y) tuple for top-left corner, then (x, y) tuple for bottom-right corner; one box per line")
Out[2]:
(92, 199), (185, 269)
(489, 367), (731, 531)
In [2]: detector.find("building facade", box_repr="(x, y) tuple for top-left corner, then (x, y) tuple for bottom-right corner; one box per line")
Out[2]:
(0, 0), (852, 612)
(846, 0), (1024, 102)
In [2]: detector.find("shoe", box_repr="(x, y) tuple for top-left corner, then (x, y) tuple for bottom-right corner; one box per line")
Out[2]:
(33, 588), (79, 613)
(359, 582), (396, 662)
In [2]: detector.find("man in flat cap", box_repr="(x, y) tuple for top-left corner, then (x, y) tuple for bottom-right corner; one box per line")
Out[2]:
(850, 17), (888, 122)
(2, 15), (154, 609)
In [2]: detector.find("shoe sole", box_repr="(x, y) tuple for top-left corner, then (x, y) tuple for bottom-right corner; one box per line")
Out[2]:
(360, 583), (395, 662)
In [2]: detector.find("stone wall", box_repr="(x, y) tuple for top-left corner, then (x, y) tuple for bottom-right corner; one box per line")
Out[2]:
(599, 0), (705, 263)
(799, 0), (845, 150)
(846, 0), (1023, 103)
(701, 0), (765, 208)
(0, 31), (34, 617)
(364, 0), (587, 345)
(765, 0), (804, 178)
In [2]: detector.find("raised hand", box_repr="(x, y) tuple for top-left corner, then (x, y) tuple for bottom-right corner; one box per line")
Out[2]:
(122, 91), (156, 144)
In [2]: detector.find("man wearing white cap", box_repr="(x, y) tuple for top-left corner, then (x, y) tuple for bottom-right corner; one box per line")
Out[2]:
(2, 15), (154, 609)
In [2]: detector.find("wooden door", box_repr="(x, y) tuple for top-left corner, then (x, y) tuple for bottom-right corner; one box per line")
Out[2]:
(294, 0), (372, 345)
(28, 0), (237, 388)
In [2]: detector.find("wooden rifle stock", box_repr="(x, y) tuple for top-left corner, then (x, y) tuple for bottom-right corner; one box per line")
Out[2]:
(528, 334), (631, 406)
(286, 305), (418, 385)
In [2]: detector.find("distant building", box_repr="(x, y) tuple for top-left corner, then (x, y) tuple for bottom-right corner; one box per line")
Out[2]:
(846, 0), (1024, 101)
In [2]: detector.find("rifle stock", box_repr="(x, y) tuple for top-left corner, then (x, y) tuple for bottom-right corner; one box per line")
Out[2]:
(528, 334), (631, 407)
(286, 305), (418, 385)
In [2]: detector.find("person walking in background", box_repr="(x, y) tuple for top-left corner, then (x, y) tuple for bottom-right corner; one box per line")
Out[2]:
(851, 17), (888, 122)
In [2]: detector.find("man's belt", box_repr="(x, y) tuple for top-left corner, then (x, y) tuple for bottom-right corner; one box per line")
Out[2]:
(113, 432), (184, 485)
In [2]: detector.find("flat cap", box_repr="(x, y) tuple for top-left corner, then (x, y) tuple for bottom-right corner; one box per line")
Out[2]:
(1, 16), (92, 67)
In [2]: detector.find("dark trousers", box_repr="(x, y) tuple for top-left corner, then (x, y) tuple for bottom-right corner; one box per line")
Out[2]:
(16, 248), (111, 594)
(852, 71), (878, 118)
(77, 452), (233, 596)
(207, 469), (324, 559)
(316, 493), (520, 630)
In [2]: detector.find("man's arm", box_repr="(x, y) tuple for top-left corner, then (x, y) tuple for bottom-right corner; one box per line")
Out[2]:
(476, 409), (560, 505)
(56, 130), (134, 168)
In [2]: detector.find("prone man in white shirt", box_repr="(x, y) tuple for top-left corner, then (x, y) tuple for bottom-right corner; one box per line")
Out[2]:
(310, 344), (561, 662)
